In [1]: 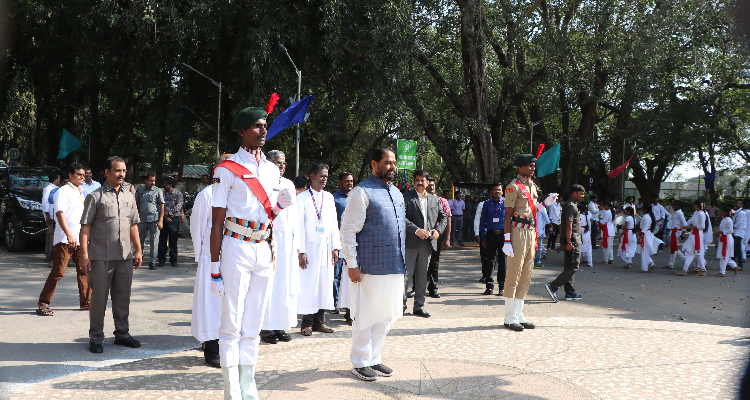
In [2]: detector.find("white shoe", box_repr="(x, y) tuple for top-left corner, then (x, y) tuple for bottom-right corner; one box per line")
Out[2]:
(221, 366), (241, 400)
(504, 298), (519, 325)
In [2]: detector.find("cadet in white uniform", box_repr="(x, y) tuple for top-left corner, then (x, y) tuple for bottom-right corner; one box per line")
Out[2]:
(210, 104), (293, 400)
(260, 150), (300, 344)
(297, 164), (341, 336)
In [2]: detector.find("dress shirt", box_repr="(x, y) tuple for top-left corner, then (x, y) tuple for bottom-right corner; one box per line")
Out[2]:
(81, 182), (140, 261)
(332, 189), (349, 229)
(473, 201), (484, 237)
(53, 183), (85, 245)
(438, 197), (452, 220)
(340, 186), (368, 269)
(136, 185), (165, 223)
(733, 208), (746, 238)
(588, 201), (599, 220)
(450, 199), (465, 216)
(652, 203), (667, 221)
(163, 190), (184, 218)
(744, 210), (750, 239)
(536, 207), (550, 238)
(479, 198), (505, 240)
(41, 183), (56, 219)
(548, 201), (561, 224)
(81, 180), (101, 197)
(416, 190), (428, 231)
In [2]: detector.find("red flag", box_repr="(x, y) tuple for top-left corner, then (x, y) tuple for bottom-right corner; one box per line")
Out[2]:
(607, 154), (634, 178)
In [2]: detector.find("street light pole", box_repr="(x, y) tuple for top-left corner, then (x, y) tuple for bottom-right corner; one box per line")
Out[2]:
(529, 110), (568, 153)
(181, 63), (221, 160)
(280, 45), (302, 176)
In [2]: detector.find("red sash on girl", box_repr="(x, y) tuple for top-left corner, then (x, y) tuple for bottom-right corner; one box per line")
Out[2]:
(720, 234), (728, 258)
(599, 223), (609, 248)
(670, 228), (679, 254)
(514, 180), (538, 251)
(692, 228), (701, 250)
(621, 228), (631, 251)
(639, 234), (644, 249)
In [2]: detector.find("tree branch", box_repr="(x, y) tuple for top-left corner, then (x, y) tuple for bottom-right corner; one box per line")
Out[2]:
(416, 53), (468, 119)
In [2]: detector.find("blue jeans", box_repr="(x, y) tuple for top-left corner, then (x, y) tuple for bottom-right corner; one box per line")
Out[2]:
(333, 258), (344, 306)
(534, 248), (543, 266)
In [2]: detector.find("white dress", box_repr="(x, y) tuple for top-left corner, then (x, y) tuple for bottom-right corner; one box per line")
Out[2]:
(297, 188), (341, 315)
(580, 212), (592, 266)
(618, 216), (637, 263)
(636, 214), (663, 271)
(681, 210), (707, 272)
(190, 186), (223, 342)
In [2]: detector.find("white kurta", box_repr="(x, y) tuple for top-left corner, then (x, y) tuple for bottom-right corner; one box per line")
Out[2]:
(297, 188), (341, 315)
(717, 217), (735, 260)
(681, 210), (707, 272)
(618, 216), (637, 262)
(636, 214), (663, 271)
(190, 186), (223, 342)
(262, 177), (301, 331)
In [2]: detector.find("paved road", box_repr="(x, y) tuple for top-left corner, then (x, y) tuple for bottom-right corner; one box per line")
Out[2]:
(1, 238), (748, 399)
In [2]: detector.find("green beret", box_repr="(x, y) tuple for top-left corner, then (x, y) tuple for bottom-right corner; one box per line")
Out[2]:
(514, 154), (537, 167)
(231, 107), (267, 131)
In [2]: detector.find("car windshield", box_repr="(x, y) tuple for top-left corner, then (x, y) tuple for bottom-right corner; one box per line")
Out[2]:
(9, 170), (50, 190)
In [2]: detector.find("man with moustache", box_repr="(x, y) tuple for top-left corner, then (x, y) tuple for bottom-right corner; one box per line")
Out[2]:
(340, 147), (406, 381)
(426, 177), (450, 298)
(136, 173), (164, 270)
(209, 102), (293, 399)
(332, 171), (355, 314)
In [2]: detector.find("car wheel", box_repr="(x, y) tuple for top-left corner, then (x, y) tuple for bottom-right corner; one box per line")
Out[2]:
(5, 215), (26, 252)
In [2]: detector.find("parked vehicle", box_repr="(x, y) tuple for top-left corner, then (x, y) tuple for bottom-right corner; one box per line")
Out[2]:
(0, 166), (60, 251)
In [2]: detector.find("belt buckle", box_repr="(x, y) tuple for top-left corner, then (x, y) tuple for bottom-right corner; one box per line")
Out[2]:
(250, 230), (262, 241)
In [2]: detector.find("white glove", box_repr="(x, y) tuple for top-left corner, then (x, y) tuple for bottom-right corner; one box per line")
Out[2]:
(276, 188), (293, 209)
(543, 193), (559, 207)
(502, 233), (514, 257)
(210, 261), (224, 297)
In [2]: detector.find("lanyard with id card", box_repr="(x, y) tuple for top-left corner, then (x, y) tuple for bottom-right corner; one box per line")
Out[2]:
(309, 188), (326, 233)
(492, 199), (502, 223)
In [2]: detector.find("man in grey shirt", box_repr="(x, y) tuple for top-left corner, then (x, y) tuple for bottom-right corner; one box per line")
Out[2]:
(545, 184), (586, 303)
(136, 172), (164, 270)
(80, 156), (142, 354)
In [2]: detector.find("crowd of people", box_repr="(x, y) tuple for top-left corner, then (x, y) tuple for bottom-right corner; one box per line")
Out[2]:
(31, 98), (748, 400)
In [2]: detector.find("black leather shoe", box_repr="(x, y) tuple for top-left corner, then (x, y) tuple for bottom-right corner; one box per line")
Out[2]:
(413, 309), (431, 318)
(205, 356), (221, 368)
(478, 277), (486, 283)
(428, 291), (441, 298)
(482, 288), (493, 295)
(520, 322), (536, 329)
(406, 290), (415, 298)
(275, 331), (292, 342)
(171, 262), (178, 268)
(149, 262), (157, 270)
(114, 336), (141, 348)
(157, 263), (165, 268)
(89, 342), (103, 353)
(495, 289), (504, 296)
(260, 334), (279, 344)
(504, 323), (524, 331)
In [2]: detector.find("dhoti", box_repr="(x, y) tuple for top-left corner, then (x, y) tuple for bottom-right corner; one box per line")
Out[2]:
(350, 273), (403, 368)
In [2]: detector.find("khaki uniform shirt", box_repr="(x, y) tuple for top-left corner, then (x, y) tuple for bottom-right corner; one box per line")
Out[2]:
(504, 174), (538, 220)
(81, 182), (140, 261)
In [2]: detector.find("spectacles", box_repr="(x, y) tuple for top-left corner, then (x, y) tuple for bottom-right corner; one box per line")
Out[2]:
(73, 172), (85, 177)
(272, 161), (287, 166)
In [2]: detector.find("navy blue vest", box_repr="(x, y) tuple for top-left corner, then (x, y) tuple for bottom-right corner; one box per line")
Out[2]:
(356, 174), (406, 275)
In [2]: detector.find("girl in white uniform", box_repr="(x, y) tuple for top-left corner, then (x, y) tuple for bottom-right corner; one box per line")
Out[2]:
(714, 206), (736, 277)
(618, 207), (637, 268)
(666, 201), (687, 268)
(599, 202), (615, 264)
(579, 204), (593, 267)
(677, 200), (708, 276)
(636, 203), (663, 272)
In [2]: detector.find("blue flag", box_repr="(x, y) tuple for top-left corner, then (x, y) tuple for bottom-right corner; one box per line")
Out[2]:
(57, 129), (84, 159)
(266, 95), (313, 141)
(535, 143), (560, 178)
(704, 166), (716, 190)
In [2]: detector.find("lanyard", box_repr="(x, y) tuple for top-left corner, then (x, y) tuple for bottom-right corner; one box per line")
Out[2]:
(492, 199), (502, 217)
(68, 183), (84, 204)
(309, 188), (324, 225)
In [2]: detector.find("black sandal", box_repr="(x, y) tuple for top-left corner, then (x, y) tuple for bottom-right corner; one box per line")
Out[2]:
(36, 306), (53, 316)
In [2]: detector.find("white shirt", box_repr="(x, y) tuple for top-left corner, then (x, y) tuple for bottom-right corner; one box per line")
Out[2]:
(297, 188), (340, 253)
(652, 203), (667, 221)
(416, 190), (428, 231)
(641, 213), (653, 234)
(719, 217), (734, 236)
(53, 183), (85, 245)
(672, 210), (687, 230)
(474, 201), (485, 237)
(733, 208), (746, 238)
(190, 186), (213, 261)
(41, 183), (56, 219)
(340, 186), (370, 269)
(588, 202), (599, 219)
(81, 180), (101, 197)
(744, 210), (750, 239)
(686, 210), (706, 231)
(549, 202), (562, 224)
(211, 147), (280, 224)
(536, 207), (550, 238)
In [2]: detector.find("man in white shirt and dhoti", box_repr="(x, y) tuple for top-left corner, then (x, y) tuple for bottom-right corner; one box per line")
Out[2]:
(340, 146), (405, 382)
(297, 163), (341, 336)
(259, 150), (300, 344)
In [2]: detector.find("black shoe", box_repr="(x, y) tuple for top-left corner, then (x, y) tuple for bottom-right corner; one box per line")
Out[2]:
(482, 288), (493, 295)
(260, 334), (279, 344)
(331, 307), (340, 314)
(370, 363), (393, 377)
(413, 309), (431, 318)
(520, 322), (536, 329)
(351, 366), (378, 381)
(275, 331), (292, 342)
(89, 341), (103, 353)
(345, 318), (353, 326)
(504, 323), (524, 331)
(478, 277), (487, 283)
(149, 262), (157, 270)
(171, 262), (178, 268)
(495, 289), (504, 296)
(545, 283), (559, 303)
(428, 291), (441, 298)
(205, 356), (221, 368)
(158, 263), (165, 268)
(114, 336), (141, 348)
(406, 290), (414, 298)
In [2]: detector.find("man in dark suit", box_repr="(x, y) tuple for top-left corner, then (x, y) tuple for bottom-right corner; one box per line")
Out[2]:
(404, 170), (447, 318)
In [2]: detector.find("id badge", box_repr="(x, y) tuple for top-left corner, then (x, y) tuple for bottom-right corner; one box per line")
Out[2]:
(316, 226), (325, 233)
(492, 218), (500, 223)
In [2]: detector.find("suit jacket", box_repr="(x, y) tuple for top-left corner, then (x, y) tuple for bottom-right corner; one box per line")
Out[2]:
(404, 190), (447, 251)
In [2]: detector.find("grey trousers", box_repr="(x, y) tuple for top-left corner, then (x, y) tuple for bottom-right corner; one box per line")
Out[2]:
(138, 221), (160, 264)
(89, 260), (133, 344)
(404, 240), (432, 311)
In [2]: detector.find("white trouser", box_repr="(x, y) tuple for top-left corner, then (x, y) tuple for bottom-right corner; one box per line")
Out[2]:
(219, 238), (274, 367)
(669, 250), (684, 267)
(743, 241), (748, 259)
(640, 250), (653, 271)
(621, 255), (632, 264)
(682, 250), (706, 272)
(582, 250), (592, 266)
(350, 320), (390, 368)
(601, 237), (613, 261)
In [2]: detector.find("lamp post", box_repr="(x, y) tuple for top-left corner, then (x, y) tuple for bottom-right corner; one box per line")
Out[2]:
(529, 110), (568, 153)
(279, 45), (302, 176)
(181, 63), (221, 160)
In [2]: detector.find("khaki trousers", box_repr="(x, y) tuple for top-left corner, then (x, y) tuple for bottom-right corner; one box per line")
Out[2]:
(38, 243), (90, 308)
(504, 227), (536, 299)
(89, 260), (133, 344)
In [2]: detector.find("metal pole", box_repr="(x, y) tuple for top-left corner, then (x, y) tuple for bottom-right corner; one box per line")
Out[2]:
(622, 138), (625, 201)
(530, 124), (533, 154)
(295, 70), (301, 176)
(217, 82), (221, 160)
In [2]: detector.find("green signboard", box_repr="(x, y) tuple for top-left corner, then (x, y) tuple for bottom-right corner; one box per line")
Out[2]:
(397, 139), (417, 170)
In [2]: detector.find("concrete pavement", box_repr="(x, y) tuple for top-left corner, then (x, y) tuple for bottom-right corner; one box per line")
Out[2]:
(1, 238), (748, 399)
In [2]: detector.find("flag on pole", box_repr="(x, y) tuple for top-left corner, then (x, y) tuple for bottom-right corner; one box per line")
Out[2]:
(704, 166), (716, 190)
(607, 154), (634, 178)
(266, 95), (313, 141)
(535, 143), (560, 178)
(57, 129), (84, 159)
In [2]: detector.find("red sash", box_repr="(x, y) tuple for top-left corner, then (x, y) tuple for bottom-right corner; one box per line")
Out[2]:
(670, 228), (679, 254)
(692, 228), (701, 250)
(621, 228), (631, 251)
(720, 234), (728, 258)
(515, 180), (538, 250)
(639, 234), (644, 249)
(214, 160), (274, 220)
(599, 223), (609, 248)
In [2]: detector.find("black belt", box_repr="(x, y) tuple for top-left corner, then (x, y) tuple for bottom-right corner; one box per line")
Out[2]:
(511, 215), (535, 226)
(489, 229), (504, 234)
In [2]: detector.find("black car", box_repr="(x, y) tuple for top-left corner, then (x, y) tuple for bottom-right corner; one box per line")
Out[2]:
(0, 166), (60, 251)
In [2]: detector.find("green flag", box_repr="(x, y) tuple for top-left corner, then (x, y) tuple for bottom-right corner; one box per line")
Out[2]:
(536, 143), (560, 177)
(57, 129), (84, 159)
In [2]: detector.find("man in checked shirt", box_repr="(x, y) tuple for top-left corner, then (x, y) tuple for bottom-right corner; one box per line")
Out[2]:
(158, 177), (184, 268)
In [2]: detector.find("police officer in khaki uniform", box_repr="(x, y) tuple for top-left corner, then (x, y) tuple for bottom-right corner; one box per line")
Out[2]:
(502, 154), (558, 331)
